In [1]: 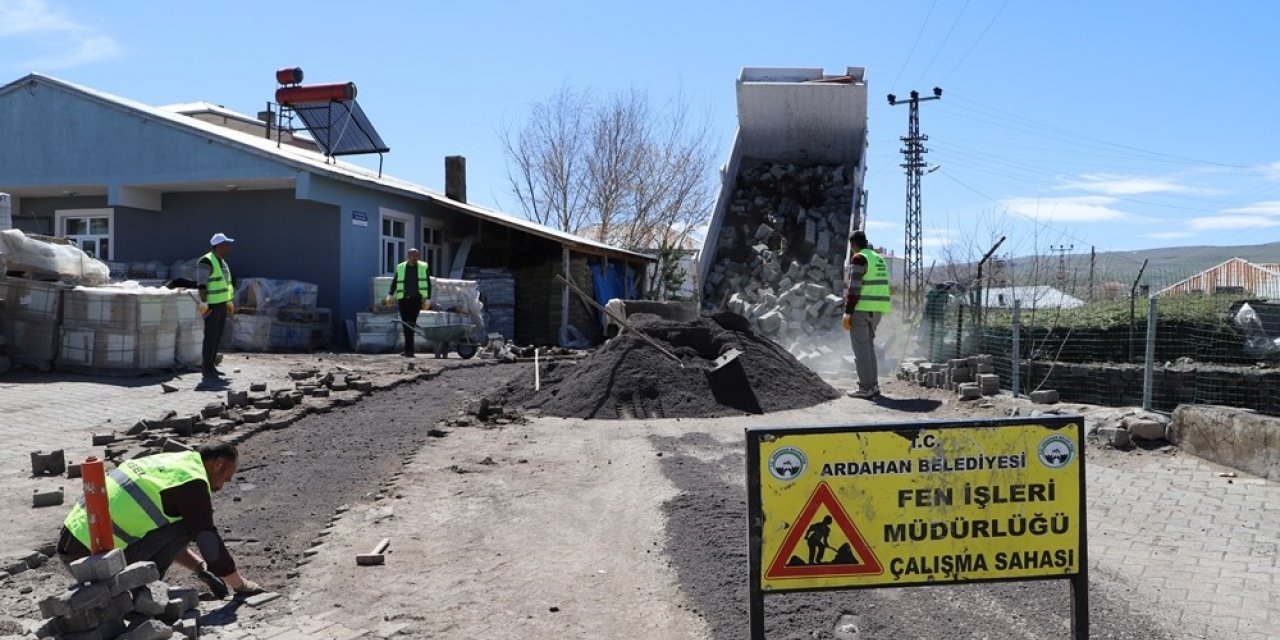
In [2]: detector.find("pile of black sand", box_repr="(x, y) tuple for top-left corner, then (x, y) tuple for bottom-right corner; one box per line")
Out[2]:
(488, 313), (840, 419)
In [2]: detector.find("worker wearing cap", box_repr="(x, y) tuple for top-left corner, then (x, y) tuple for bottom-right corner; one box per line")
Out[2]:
(198, 233), (236, 380)
(842, 230), (892, 398)
(384, 248), (432, 357)
(55, 441), (265, 599)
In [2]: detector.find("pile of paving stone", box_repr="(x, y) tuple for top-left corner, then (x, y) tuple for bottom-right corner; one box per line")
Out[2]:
(34, 548), (198, 639)
(898, 355), (1005, 399)
(701, 162), (854, 355)
(27, 367), (420, 511)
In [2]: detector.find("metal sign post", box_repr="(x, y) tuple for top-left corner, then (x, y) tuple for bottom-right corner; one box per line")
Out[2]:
(746, 416), (1088, 639)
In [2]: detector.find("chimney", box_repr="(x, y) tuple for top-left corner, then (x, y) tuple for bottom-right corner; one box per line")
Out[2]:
(445, 156), (467, 203)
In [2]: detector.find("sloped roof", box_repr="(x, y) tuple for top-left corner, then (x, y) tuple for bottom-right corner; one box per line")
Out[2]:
(0, 73), (653, 262)
(1155, 257), (1280, 296)
(981, 286), (1085, 309)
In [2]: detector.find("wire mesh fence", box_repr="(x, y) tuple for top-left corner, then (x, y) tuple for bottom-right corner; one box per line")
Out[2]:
(899, 251), (1280, 416)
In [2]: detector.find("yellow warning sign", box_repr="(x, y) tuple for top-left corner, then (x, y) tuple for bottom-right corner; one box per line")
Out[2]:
(754, 420), (1083, 591)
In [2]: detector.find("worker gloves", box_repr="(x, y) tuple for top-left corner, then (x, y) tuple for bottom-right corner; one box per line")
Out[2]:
(841, 314), (852, 332)
(195, 565), (229, 599)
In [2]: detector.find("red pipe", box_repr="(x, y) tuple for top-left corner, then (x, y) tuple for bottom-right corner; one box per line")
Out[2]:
(275, 82), (357, 105)
(275, 67), (304, 85)
(81, 457), (114, 553)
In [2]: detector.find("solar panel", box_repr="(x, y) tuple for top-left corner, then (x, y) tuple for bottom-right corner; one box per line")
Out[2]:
(290, 99), (389, 156)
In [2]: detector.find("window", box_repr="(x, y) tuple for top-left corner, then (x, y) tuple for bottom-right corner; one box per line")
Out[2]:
(55, 209), (114, 260)
(422, 221), (447, 277)
(379, 208), (414, 275)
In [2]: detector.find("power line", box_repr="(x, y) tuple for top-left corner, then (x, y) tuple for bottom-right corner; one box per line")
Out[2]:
(938, 0), (1012, 83)
(946, 93), (1248, 168)
(914, 0), (972, 86)
(935, 168), (1147, 266)
(889, 0), (939, 91)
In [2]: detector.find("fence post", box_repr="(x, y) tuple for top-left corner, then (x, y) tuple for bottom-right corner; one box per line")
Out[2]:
(1011, 300), (1021, 398)
(1143, 296), (1157, 411)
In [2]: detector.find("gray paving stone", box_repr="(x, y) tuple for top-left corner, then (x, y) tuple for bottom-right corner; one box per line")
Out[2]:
(132, 580), (169, 616)
(69, 549), (126, 583)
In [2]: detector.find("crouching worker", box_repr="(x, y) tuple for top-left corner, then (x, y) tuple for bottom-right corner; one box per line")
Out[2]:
(55, 441), (265, 599)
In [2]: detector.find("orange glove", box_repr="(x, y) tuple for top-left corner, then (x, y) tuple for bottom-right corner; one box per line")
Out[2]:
(198, 304), (209, 317)
(226, 303), (236, 316)
(421, 300), (431, 311)
(841, 314), (852, 332)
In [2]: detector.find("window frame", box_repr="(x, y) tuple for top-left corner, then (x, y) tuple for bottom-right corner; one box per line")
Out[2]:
(421, 219), (447, 278)
(55, 208), (115, 261)
(378, 208), (415, 276)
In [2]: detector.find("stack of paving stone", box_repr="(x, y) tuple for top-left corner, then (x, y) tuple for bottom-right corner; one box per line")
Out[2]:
(701, 162), (854, 355)
(897, 354), (1002, 399)
(35, 548), (200, 639)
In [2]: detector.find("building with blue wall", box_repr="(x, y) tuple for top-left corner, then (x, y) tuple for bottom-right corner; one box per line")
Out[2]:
(0, 74), (652, 346)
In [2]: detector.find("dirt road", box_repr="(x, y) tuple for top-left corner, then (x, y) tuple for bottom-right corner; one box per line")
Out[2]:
(207, 373), (1179, 639)
(3, 365), (1184, 638)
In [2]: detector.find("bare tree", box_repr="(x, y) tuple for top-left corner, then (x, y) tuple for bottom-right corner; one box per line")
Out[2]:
(502, 85), (715, 271)
(501, 85), (592, 233)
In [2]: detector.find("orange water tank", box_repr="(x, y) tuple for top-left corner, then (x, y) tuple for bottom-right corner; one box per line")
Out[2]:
(275, 82), (357, 105)
(275, 67), (304, 85)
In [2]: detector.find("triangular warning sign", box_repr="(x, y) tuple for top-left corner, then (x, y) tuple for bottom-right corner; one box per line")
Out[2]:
(766, 481), (883, 579)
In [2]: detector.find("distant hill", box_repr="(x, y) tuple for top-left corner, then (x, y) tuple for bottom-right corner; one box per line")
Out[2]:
(936, 240), (1280, 291)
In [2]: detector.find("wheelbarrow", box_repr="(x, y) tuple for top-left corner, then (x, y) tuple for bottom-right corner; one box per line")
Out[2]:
(393, 319), (480, 359)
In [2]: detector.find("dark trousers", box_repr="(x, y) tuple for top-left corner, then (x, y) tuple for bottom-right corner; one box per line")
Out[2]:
(58, 522), (192, 578)
(398, 296), (422, 355)
(202, 303), (228, 374)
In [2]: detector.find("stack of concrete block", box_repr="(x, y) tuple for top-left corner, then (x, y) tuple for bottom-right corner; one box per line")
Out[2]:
(35, 549), (200, 639)
(1, 277), (68, 371)
(897, 354), (1002, 399)
(702, 162), (854, 355)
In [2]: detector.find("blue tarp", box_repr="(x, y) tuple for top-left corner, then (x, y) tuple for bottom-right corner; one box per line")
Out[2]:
(590, 262), (639, 319)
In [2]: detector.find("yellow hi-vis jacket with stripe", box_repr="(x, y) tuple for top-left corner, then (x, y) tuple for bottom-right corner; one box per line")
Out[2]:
(394, 261), (430, 300)
(202, 252), (234, 305)
(64, 452), (210, 549)
(853, 248), (892, 314)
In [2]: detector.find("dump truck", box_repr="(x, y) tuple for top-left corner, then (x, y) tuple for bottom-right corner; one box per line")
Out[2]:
(697, 67), (869, 362)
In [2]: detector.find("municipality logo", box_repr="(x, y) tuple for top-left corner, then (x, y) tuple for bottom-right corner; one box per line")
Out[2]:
(768, 446), (808, 481)
(1037, 435), (1076, 469)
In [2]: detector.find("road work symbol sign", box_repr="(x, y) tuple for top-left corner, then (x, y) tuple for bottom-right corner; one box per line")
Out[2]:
(765, 482), (882, 579)
(747, 416), (1086, 594)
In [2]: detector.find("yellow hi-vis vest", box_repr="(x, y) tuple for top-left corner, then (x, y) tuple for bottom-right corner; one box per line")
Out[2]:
(202, 252), (234, 305)
(853, 248), (892, 314)
(394, 261), (429, 300)
(64, 452), (210, 549)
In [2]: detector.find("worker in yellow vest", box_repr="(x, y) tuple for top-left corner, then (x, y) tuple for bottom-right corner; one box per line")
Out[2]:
(55, 442), (264, 598)
(198, 233), (236, 381)
(384, 247), (432, 357)
(842, 230), (892, 398)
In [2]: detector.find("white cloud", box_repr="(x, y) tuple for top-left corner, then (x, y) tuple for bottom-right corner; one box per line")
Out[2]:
(1142, 231), (1194, 240)
(1220, 201), (1280, 217)
(1260, 162), (1280, 182)
(0, 0), (120, 69)
(921, 229), (952, 248)
(999, 196), (1130, 223)
(1187, 215), (1280, 232)
(865, 220), (898, 230)
(1059, 173), (1198, 196)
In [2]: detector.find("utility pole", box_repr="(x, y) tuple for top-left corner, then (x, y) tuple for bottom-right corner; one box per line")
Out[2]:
(1050, 244), (1073, 291)
(888, 87), (942, 319)
(1088, 246), (1096, 301)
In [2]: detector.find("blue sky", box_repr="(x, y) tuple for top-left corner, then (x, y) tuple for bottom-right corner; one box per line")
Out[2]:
(2, 0), (1278, 262)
